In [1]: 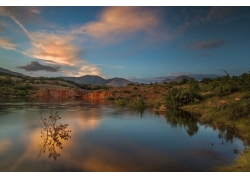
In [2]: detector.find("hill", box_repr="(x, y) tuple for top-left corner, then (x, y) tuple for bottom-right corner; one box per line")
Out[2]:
(161, 76), (192, 84)
(63, 75), (107, 85)
(62, 75), (132, 87)
(106, 78), (132, 87)
(0, 67), (25, 77)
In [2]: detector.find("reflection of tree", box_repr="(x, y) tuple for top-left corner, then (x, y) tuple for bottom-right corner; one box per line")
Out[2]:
(164, 109), (200, 136)
(38, 112), (71, 160)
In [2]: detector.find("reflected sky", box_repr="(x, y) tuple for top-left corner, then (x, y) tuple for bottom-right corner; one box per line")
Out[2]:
(0, 97), (245, 171)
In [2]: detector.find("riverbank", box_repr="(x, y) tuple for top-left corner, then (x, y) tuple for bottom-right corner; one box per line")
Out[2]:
(180, 92), (250, 171)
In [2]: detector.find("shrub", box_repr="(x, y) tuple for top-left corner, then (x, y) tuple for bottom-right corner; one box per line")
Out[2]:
(123, 90), (131, 94)
(107, 96), (115, 100)
(164, 87), (201, 108)
(115, 98), (127, 107)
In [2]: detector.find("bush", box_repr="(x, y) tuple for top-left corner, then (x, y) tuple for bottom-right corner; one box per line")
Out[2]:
(123, 90), (131, 94)
(107, 96), (115, 100)
(129, 98), (148, 112)
(164, 87), (201, 108)
(115, 98), (127, 107)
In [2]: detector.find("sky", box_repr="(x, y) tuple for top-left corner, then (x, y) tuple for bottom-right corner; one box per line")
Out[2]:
(0, 5), (250, 83)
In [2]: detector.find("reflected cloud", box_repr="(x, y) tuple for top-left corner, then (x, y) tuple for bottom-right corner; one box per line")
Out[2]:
(0, 139), (11, 154)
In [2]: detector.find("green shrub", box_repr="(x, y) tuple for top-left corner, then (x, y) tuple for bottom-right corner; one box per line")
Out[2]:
(164, 87), (201, 108)
(115, 98), (127, 107)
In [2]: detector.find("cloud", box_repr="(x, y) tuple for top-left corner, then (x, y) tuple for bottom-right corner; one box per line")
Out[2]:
(72, 7), (160, 40)
(0, 7), (81, 66)
(0, 6), (41, 22)
(63, 61), (102, 77)
(0, 37), (16, 50)
(0, 27), (4, 32)
(24, 32), (81, 66)
(180, 39), (228, 50)
(17, 61), (61, 72)
(193, 39), (227, 50)
(206, 7), (240, 21)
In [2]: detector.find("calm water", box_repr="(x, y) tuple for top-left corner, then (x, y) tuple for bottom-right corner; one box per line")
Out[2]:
(0, 97), (245, 172)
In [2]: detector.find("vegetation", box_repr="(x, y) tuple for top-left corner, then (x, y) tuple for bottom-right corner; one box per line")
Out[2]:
(39, 112), (71, 160)
(216, 148), (250, 172)
(1, 70), (250, 171)
(107, 71), (250, 171)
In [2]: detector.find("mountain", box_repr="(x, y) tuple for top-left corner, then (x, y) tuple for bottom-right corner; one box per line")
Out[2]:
(161, 76), (192, 84)
(106, 78), (132, 87)
(161, 78), (171, 83)
(172, 76), (192, 82)
(63, 75), (107, 85)
(0, 67), (25, 77)
(62, 75), (133, 87)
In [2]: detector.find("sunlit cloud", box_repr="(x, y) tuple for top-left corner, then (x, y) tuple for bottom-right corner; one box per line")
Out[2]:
(62, 61), (102, 77)
(72, 7), (160, 40)
(0, 139), (11, 154)
(24, 32), (81, 66)
(0, 37), (17, 50)
(0, 6), (81, 67)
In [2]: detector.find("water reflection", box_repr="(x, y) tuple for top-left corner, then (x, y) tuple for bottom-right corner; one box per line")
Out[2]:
(163, 109), (200, 136)
(38, 112), (71, 160)
(0, 98), (245, 171)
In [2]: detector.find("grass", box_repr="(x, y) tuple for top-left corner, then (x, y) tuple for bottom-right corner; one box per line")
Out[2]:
(216, 148), (250, 172)
(181, 92), (250, 171)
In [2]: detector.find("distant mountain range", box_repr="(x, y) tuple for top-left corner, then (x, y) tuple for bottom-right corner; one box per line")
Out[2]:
(0, 66), (221, 87)
(63, 75), (132, 87)
(161, 75), (192, 84)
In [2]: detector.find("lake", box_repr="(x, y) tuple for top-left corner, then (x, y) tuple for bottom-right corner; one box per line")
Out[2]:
(0, 97), (245, 171)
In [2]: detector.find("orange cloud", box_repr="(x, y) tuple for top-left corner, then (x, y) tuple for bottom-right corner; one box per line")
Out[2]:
(74, 7), (160, 39)
(63, 61), (102, 77)
(24, 32), (81, 66)
(0, 37), (16, 50)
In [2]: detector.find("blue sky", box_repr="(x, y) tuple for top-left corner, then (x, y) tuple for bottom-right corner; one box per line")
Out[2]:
(0, 6), (250, 82)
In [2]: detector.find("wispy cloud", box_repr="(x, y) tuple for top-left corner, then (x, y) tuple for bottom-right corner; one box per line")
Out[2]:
(180, 39), (228, 50)
(17, 61), (61, 72)
(0, 37), (16, 50)
(0, 6), (41, 22)
(205, 7), (240, 21)
(24, 32), (81, 66)
(1, 9), (80, 66)
(72, 7), (161, 41)
(172, 7), (242, 36)
(193, 39), (228, 50)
